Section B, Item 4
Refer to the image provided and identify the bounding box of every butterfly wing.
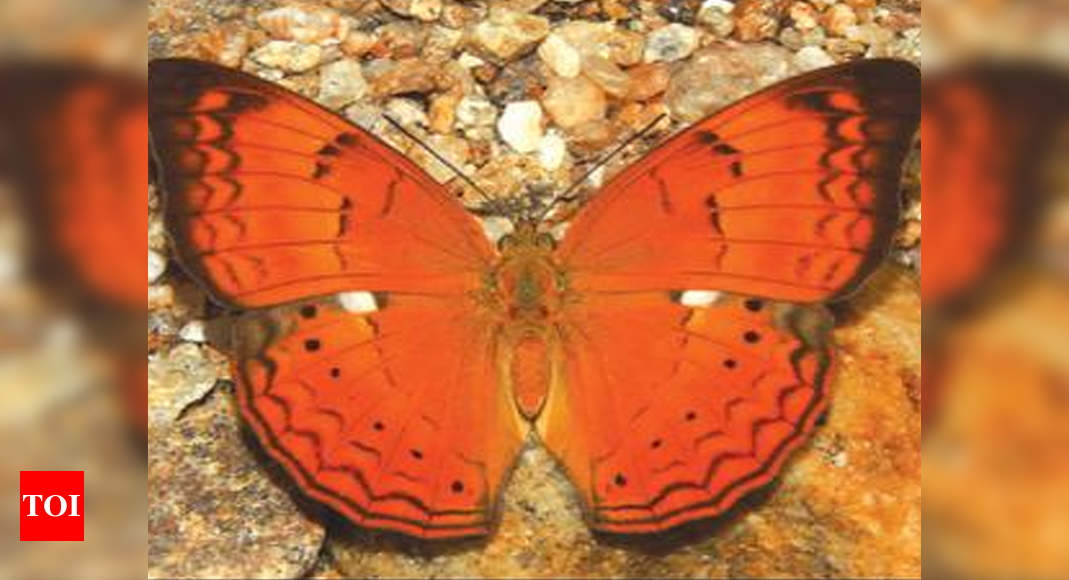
[557,59,919,303]
[149,58,493,309]
[236,296,524,538]
[150,59,523,538]
[544,59,919,533]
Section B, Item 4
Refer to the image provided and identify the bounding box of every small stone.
[411,134,472,182]
[377,21,427,59]
[624,62,671,101]
[441,1,482,28]
[428,90,462,133]
[457,52,487,68]
[341,30,376,57]
[497,101,545,153]
[564,119,623,156]
[200,21,249,67]
[581,54,630,98]
[538,33,582,78]
[779,25,827,49]
[256,3,346,44]
[148,250,166,284]
[471,8,550,61]
[536,132,567,171]
[318,59,367,108]
[733,0,780,41]
[643,23,700,62]
[423,25,464,62]
[824,37,866,57]
[382,0,443,22]
[370,59,450,97]
[788,1,820,30]
[383,98,429,128]
[666,44,794,122]
[148,284,174,310]
[177,320,207,343]
[249,40,322,73]
[606,29,645,66]
[844,23,894,46]
[822,3,858,36]
[793,45,835,70]
[456,96,499,128]
[542,75,606,129]
[697,1,736,38]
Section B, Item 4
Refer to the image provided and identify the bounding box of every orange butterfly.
[149,58,919,538]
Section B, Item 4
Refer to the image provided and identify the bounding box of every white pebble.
[793,46,835,71]
[497,101,544,153]
[537,33,581,78]
[178,320,207,343]
[536,132,567,171]
[148,249,166,283]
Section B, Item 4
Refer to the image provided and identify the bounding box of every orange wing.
[235,296,524,538]
[540,293,831,533]
[544,59,918,534]
[149,58,493,309]
[150,59,523,538]
[557,59,920,303]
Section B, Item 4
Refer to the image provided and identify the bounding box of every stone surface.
[498,100,545,153]
[256,2,347,44]
[318,58,368,108]
[666,43,794,122]
[643,23,700,62]
[538,33,582,78]
[148,386,326,578]
[471,8,550,61]
[541,75,606,129]
[249,40,323,73]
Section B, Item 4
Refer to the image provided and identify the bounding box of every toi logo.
[19,471,84,541]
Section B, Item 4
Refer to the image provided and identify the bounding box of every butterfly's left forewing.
[545,59,919,534]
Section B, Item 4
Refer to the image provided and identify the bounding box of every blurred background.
[923,0,1069,578]
[0,0,145,578]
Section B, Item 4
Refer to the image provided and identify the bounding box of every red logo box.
[19,471,84,541]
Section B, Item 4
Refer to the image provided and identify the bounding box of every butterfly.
[148,57,919,538]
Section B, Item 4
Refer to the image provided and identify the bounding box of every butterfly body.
[150,57,919,538]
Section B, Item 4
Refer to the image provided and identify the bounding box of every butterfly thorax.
[488,221,567,421]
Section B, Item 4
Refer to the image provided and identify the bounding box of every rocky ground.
[147,1,921,577]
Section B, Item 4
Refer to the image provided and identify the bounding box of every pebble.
[537,33,582,78]
[541,75,606,129]
[203,21,249,67]
[845,23,894,46]
[429,90,462,133]
[256,3,347,44]
[581,54,630,98]
[377,21,427,59]
[789,1,821,31]
[383,98,429,128]
[413,134,472,181]
[423,25,464,62]
[456,96,499,128]
[148,284,174,310]
[317,58,367,108]
[733,0,780,41]
[497,101,545,153]
[625,62,671,101]
[536,132,567,171]
[697,0,737,38]
[369,59,450,97]
[779,25,827,49]
[148,250,166,284]
[554,21,642,66]
[471,8,550,61]
[249,40,323,73]
[382,0,444,22]
[341,30,376,57]
[666,44,794,122]
[643,23,700,62]
[822,3,858,36]
[793,45,835,70]
[177,320,207,343]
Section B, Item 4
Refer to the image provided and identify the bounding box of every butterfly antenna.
[382,114,495,204]
[540,113,667,219]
